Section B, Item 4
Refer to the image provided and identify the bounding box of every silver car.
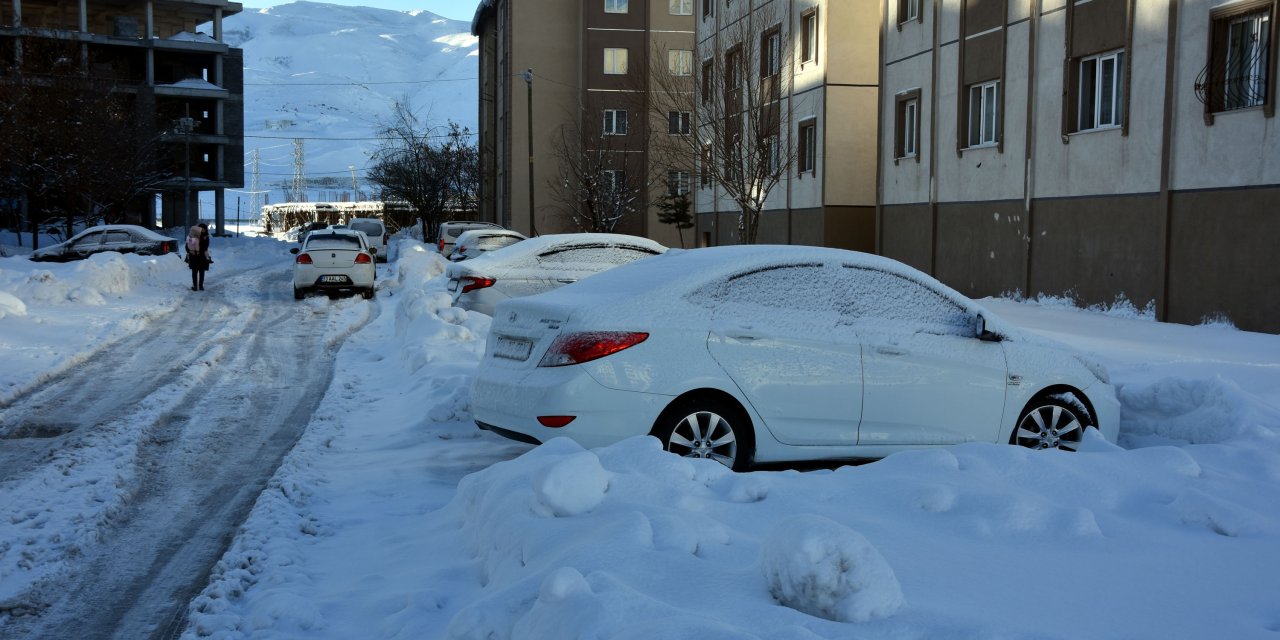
[446,233,665,316]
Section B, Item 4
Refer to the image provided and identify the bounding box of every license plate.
[447,280,459,292]
[493,336,533,361]
[321,275,348,283]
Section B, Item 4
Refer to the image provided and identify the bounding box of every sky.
[248,0,476,22]
[2,228,1279,638]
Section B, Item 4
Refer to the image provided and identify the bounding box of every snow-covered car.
[290,229,377,300]
[29,224,179,262]
[470,245,1121,470]
[447,228,527,261]
[446,233,666,316]
[348,217,389,262]
[437,220,504,255]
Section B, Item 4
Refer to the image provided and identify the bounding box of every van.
[348,218,389,262]
[436,221,504,255]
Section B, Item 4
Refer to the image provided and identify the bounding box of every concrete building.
[693,0,881,250]
[1,0,244,233]
[472,0,696,246]
[879,0,1279,332]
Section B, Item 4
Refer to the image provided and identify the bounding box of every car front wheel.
[1012,396,1090,451]
[654,396,751,471]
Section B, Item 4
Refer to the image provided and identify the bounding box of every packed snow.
[1,231,1278,639]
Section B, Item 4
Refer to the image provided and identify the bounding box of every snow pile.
[760,515,904,622]
[1118,375,1280,446]
[0,290,25,318]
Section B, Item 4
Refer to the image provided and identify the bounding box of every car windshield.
[536,245,659,266]
[351,222,382,237]
[306,235,362,250]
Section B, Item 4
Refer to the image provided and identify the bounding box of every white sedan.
[446,233,665,316]
[470,245,1120,470]
[290,229,377,299]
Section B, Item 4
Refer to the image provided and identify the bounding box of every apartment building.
[472,0,696,246]
[1,0,245,232]
[693,0,880,249]
[879,0,1279,332]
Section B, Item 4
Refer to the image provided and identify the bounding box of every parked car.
[290,229,377,300]
[437,220,504,255]
[30,225,179,262]
[448,228,527,261]
[296,221,329,244]
[470,245,1121,470]
[446,233,666,316]
[348,218,389,262]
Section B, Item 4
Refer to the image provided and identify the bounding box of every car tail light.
[537,416,576,428]
[355,253,372,264]
[461,276,495,293]
[539,332,649,367]
[296,253,313,264]
[438,239,445,252]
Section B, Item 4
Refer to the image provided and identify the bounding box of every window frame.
[1204,1,1275,121]
[605,0,629,14]
[898,0,922,27]
[966,80,1000,148]
[761,27,782,78]
[669,49,694,76]
[800,9,819,65]
[603,169,627,193]
[894,89,922,162]
[667,169,691,196]
[603,47,629,75]
[797,119,817,174]
[669,110,692,135]
[602,109,629,135]
[1077,49,1125,132]
[669,0,693,15]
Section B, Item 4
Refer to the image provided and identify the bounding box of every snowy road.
[0,262,372,640]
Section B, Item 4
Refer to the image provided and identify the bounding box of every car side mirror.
[289,247,300,255]
[975,313,1003,342]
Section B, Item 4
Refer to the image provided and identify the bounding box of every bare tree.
[547,103,655,233]
[0,40,167,247]
[648,3,796,244]
[366,100,478,241]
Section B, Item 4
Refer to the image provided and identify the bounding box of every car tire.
[293,287,304,300]
[361,288,374,300]
[1011,395,1091,452]
[653,395,752,471]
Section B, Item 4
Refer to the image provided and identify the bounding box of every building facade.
[472,0,696,247]
[694,0,881,250]
[879,0,1279,332]
[1,0,244,233]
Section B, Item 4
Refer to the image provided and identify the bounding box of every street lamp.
[523,68,536,237]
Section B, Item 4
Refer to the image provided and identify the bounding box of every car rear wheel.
[293,287,304,300]
[361,287,374,300]
[1012,396,1090,452]
[654,396,752,471]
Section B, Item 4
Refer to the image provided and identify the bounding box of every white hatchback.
[470,245,1121,470]
[448,228,527,261]
[290,229,377,299]
[348,218,389,262]
[446,233,665,316]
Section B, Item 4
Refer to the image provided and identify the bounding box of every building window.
[669,50,693,76]
[1078,50,1125,131]
[1208,5,1273,112]
[702,0,712,19]
[726,47,743,91]
[669,110,692,134]
[801,10,819,64]
[605,0,628,13]
[604,169,627,193]
[764,135,780,172]
[700,145,712,186]
[603,109,629,135]
[670,0,693,15]
[899,0,920,24]
[895,91,921,159]
[701,60,714,101]
[604,48,629,75]
[761,27,781,78]
[798,120,817,173]
[967,80,999,147]
[667,170,691,195]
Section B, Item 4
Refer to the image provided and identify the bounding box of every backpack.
[186,236,200,253]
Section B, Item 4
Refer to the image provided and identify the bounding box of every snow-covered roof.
[166,31,219,44]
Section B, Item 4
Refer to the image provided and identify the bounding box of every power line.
[244,77,477,87]
[244,132,477,141]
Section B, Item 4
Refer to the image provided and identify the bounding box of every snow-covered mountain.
[217,2,478,202]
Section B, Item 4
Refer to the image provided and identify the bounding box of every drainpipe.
[928,0,941,275]
[1157,0,1180,322]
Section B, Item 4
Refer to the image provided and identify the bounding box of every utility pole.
[176,105,196,228]
[291,138,306,203]
[250,148,262,225]
[349,165,360,201]
[523,68,536,237]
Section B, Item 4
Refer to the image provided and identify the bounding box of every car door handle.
[875,345,907,356]
[557,279,577,284]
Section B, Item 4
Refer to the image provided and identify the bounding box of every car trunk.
[484,299,575,371]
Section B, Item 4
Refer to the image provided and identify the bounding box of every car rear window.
[104,231,132,243]
[537,245,659,266]
[306,235,363,250]
[470,235,521,251]
[351,222,383,237]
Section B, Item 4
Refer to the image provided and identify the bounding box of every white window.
[801,11,818,63]
[798,120,817,173]
[899,98,919,158]
[667,170,691,195]
[669,0,693,15]
[669,50,693,76]
[764,135,780,172]
[901,0,920,22]
[604,169,627,192]
[668,110,691,135]
[605,0,628,13]
[762,29,781,77]
[603,109,629,135]
[604,48,629,75]
[967,80,999,147]
[1079,50,1124,130]
[1224,9,1271,110]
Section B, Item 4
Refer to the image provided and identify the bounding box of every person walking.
[186,224,209,291]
